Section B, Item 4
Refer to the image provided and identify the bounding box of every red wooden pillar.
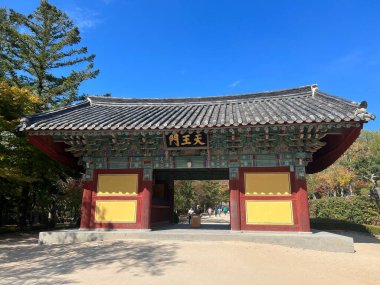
[230,179,241,231]
[169,177,174,223]
[80,181,94,229]
[141,180,153,229]
[295,177,311,232]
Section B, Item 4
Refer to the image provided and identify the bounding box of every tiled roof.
[22,85,375,131]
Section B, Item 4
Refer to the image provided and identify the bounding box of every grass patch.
[311,218,380,236]
[364,224,380,235]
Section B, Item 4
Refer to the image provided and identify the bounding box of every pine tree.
[0,1,95,228]
[0,0,99,109]
[0,8,18,83]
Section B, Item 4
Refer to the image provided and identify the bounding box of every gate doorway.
[151,169,230,230]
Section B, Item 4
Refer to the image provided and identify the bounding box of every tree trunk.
[0,194,3,226]
[18,186,30,229]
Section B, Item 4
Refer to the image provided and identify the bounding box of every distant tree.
[307,130,380,212]
[0,8,10,81]
[334,165,356,197]
[0,82,42,226]
[0,0,99,109]
[174,181,195,213]
[0,82,81,228]
[56,177,83,223]
[0,1,99,228]
[174,180,229,213]
[306,175,318,199]
[351,131,380,207]
[0,82,39,183]
[198,180,229,208]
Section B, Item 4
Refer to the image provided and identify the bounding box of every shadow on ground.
[0,233,180,285]
[0,232,39,245]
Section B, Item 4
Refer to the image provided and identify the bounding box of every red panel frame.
[239,167,309,232]
[87,169,149,230]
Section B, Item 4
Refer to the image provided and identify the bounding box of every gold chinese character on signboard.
[166,132,207,148]
[181,134,191,145]
[194,134,205,145]
[168,134,180,147]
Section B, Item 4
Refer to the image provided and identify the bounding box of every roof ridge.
[27,101,90,118]
[315,90,359,107]
[90,92,313,106]
[88,84,317,105]
[21,101,91,127]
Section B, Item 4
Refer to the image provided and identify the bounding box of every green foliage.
[309,197,379,225]
[0,0,99,109]
[56,178,83,222]
[364,224,380,235]
[0,82,39,125]
[174,181,194,212]
[0,1,98,229]
[174,180,229,213]
[310,218,380,236]
[307,130,380,199]
[0,83,39,183]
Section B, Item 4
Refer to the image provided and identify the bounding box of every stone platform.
[38,224,354,253]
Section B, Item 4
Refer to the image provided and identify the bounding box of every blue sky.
[2,0,379,130]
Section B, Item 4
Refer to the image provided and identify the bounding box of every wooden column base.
[140,180,153,229]
[80,181,94,229]
[296,178,311,232]
[230,179,241,231]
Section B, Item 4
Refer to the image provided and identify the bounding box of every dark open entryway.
[151,169,230,229]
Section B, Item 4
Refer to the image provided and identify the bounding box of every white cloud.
[326,49,380,74]
[66,7,102,30]
[228,80,242,88]
[333,51,364,67]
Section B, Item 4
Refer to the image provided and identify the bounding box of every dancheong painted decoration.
[20,85,375,232]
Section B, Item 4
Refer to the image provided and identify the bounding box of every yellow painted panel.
[244,172,291,196]
[97,174,138,196]
[246,200,294,225]
[95,200,137,223]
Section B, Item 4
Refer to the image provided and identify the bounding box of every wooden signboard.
[164,132,208,149]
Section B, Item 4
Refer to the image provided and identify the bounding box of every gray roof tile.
[22,85,375,132]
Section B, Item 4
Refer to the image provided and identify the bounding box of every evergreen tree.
[0,1,94,228]
[0,0,99,109]
[0,82,82,227]
[0,8,17,83]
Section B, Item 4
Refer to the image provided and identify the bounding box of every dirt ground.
[0,230,379,285]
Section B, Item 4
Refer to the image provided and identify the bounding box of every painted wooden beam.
[27,135,82,170]
[306,126,362,174]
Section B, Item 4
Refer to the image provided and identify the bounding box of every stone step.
[38,228,354,253]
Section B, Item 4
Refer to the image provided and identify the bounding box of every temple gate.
[21,85,374,232]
